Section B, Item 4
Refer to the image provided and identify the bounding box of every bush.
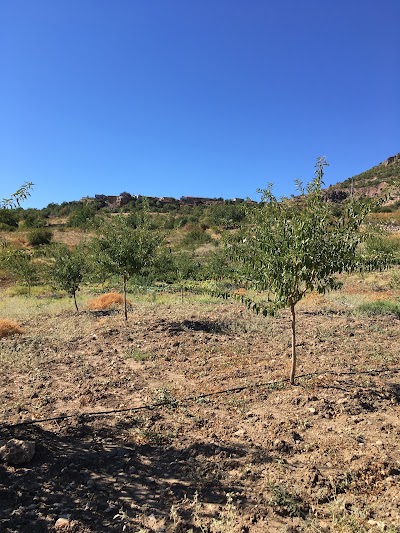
[67,205,97,228]
[181,226,213,247]
[0,210,19,230]
[23,213,45,228]
[27,228,53,246]
[0,222,17,232]
[0,319,23,339]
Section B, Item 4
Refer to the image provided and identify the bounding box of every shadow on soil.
[0,418,264,532]
[158,318,232,334]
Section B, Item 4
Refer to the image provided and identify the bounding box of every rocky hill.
[325,153,400,203]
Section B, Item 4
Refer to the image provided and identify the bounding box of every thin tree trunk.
[290,302,296,385]
[123,275,128,321]
[181,286,184,304]
[73,290,79,313]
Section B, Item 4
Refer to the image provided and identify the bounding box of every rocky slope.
[325,153,400,203]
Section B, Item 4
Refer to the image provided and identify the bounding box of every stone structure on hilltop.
[384,153,400,166]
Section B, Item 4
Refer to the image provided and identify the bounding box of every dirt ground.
[0,294,400,532]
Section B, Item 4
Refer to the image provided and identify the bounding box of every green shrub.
[181,226,213,247]
[0,222,17,232]
[0,209,19,230]
[67,205,97,228]
[23,213,45,228]
[27,228,53,246]
[357,300,400,318]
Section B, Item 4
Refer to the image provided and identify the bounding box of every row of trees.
[2,165,398,384]
[1,215,218,314]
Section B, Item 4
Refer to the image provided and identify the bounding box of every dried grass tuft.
[0,319,23,339]
[87,292,131,311]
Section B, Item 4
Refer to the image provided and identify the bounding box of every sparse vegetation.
[357,300,400,318]
[1,166,400,532]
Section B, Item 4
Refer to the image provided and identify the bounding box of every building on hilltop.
[180,196,224,206]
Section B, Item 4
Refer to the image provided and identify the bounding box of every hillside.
[326,153,400,203]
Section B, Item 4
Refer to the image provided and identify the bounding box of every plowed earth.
[1,298,400,532]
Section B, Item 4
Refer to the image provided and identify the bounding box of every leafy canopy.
[231,157,382,315]
[51,245,87,295]
[93,213,161,282]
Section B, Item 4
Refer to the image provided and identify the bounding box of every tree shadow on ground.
[0,418,267,532]
[157,318,232,334]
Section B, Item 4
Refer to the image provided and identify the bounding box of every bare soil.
[0,297,400,532]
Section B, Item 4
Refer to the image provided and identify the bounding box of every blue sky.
[1,1,399,208]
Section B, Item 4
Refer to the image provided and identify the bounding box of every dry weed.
[87,292,131,310]
[0,319,23,338]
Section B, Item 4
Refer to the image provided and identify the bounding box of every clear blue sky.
[1,1,399,208]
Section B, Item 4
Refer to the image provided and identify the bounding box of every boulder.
[0,438,35,465]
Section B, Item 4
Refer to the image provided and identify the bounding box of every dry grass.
[366,210,400,225]
[51,228,95,247]
[87,291,131,310]
[0,319,23,338]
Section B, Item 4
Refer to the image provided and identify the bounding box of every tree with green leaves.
[92,213,162,320]
[228,158,386,385]
[2,249,39,296]
[51,244,87,312]
[1,182,33,208]
[1,183,35,296]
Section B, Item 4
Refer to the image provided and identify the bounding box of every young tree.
[172,251,197,303]
[228,158,386,385]
[92,213,162,320]
[3,249,39,296]
[1,182,33,208]
[51,244,87,312]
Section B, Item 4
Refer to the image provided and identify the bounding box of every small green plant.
[139,428,172,445]
[268,483,308,518]
[124,349,151,361]
[357,300,400,318]
[329,497,368,533]
[210,493,237,533]
[152,387,179,409]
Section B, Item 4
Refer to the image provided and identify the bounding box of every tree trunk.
[290,302,297,385]
[73,290,79,313]
[123,275,128,321]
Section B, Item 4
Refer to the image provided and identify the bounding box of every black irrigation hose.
[1,366,399,430]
